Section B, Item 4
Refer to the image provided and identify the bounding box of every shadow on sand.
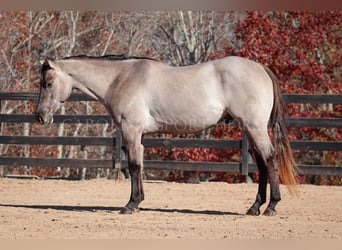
[0,203,242,216]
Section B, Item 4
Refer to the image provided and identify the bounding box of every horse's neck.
[63,60,117,102]
[73,81,99,101]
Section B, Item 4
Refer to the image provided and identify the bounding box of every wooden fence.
[0,92,341,179]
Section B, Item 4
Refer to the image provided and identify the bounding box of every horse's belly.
[145,104,224,134]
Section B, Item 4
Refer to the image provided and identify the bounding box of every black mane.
[63,54,157,61]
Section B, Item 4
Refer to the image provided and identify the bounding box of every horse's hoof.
[263,208,277,216]
[119,207,139,214]
[246,207,260,216]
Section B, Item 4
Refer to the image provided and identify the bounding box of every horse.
[36,54,297,216]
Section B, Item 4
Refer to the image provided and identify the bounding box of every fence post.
[113,129,122,180]
[241,132,249,178]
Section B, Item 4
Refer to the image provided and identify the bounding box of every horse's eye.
[46,82,53,88]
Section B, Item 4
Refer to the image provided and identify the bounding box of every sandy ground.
[0,178,341,239]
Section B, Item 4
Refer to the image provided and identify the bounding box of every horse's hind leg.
[245,126,281,216]
[246,147,268,216]
[119,120,145,214]
[262,155,281,216]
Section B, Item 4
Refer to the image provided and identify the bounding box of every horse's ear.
[46,59,61,71]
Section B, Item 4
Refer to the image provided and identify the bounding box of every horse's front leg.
[119,121,145,214]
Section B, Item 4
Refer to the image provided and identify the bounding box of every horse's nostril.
[36,113,44,124]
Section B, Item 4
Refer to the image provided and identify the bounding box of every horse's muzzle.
[36,111,54,124]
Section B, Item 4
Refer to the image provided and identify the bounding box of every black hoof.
[263,207,277,216]
[246,207,260,216]
[119,206,139,214]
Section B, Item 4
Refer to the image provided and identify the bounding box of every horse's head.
[36,59,73,124]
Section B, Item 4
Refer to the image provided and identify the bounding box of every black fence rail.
[0,92,341,178]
